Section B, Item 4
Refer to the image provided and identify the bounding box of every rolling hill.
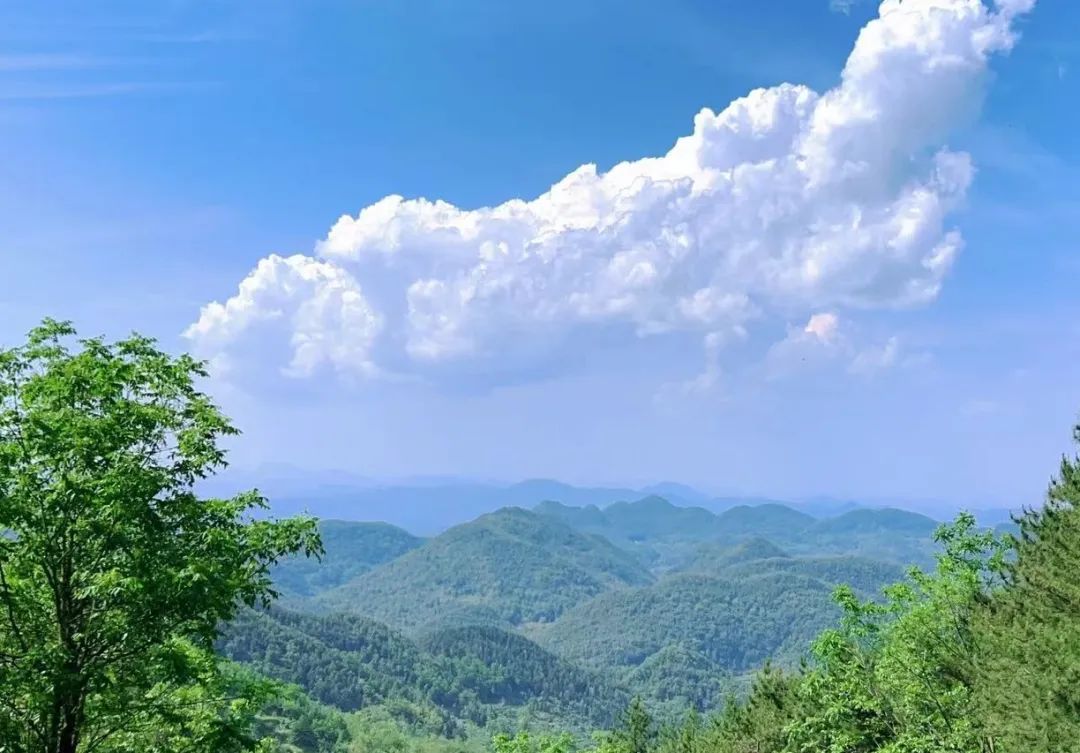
[245,493,965,733]
[315,507,654,632]
[712,504,817,540]
[529,571,839,677]
[219,606,629,733]
[710,555,906,596]
[271,520,424,597]
[787,508,941,566]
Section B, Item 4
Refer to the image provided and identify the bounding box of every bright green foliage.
[972,425,1080,753]
[788,513,1005,753]
[717,665,806,753]
[656,708,702,753]
[249,676,352,753]
[246,678,491,753]
[492,731,575,753]
[0,321,320,753]
[591,699,656,753]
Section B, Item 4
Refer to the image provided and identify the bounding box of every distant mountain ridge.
[532,497,942,570]
[204,465,1015,535]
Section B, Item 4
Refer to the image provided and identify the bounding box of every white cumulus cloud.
[185,0,1034,387]
[183,254,383,378]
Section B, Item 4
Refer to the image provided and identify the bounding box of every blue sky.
[1,0,1078,509]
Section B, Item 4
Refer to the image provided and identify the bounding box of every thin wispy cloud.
[0,53,111,72]
[0,80,219,101]
[128,29,259,45]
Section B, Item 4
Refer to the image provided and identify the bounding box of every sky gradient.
[2,0,1078,510]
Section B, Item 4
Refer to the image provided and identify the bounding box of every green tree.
[0,320,321,753]
[492,731,574,753]
[789,513,1006,753]
[704,663,803,753]
[973,424,1080,752]
[656,708,700,753]
[592,699,655,753]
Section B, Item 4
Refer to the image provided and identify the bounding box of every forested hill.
[531,498,941,570]
[271,520,424,597]
[219,607,630,734]
[216,494,965,747]
[314,507,654,632]
[231,479,1080,753]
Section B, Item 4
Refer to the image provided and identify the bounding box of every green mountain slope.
[688,537,791,569]
[271,520,424,597]
[534,499,818,571]
[316,507,654,632]
[811,507,938,536]
[592,497,721,541]
[221,609,440,714]
[531,572,838,678]
[220,606,628,734]
[623,642,732,712]
[789,508,941,565]
[715,555,906,596]
[248,499,950,731]
[419,624,629,724]
[713,504,817,540]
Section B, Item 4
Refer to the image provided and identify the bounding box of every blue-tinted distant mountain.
[533,500,609,530]
[537,497,721,542]
[535,496,733,571]
[201,467,1003,541]
[714,504,816,539]
[788,496,864,518]
[501,479,646,507]
[208,471,658,535]
[639,482,713,505]
[776,508,941,566]
[535,499,946,570]
[812,507,938,536]
[697,496,861,518]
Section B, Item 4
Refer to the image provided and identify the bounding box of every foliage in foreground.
[0,321,320,753]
